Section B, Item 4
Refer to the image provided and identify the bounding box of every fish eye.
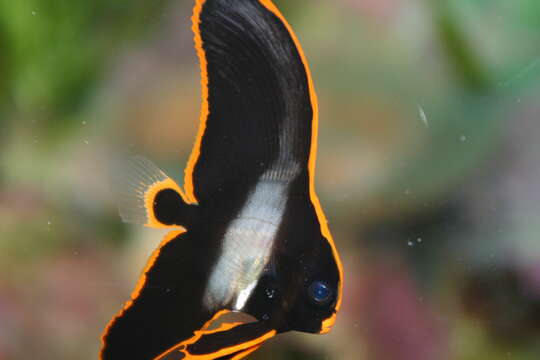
[308,281,333,305]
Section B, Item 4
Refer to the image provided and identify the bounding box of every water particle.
[31,11,37,16]
[416,237,422,243]
[417,104,428,127]
[460,135,467,142]
[84,140,89,145]
[82,120,87,125]
[407,240,414,247]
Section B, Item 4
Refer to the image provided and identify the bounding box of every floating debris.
[417,104,429,127]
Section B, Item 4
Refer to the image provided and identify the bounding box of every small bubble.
[404,189,411,195]
[416,237,422,243]
[84,140,89,145]
[82,120,87,125]
[31,11,37,16]
[262,314,269,320]
[516,98,521,103]
[407,240,414,247]
[460,135,467,142]
[47,221,52,225]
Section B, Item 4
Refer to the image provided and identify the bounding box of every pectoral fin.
[155,320,275,360]
[113,156,196,228]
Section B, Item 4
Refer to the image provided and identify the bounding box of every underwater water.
[1,0,540,359]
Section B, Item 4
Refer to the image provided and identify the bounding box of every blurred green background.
[1,0,540,359]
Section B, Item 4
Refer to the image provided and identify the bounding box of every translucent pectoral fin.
[113,156,196,228]
[155,320,276,360]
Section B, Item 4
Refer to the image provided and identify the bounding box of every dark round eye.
[308,281,332,305]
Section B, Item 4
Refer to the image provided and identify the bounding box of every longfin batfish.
[100,0,343,359]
